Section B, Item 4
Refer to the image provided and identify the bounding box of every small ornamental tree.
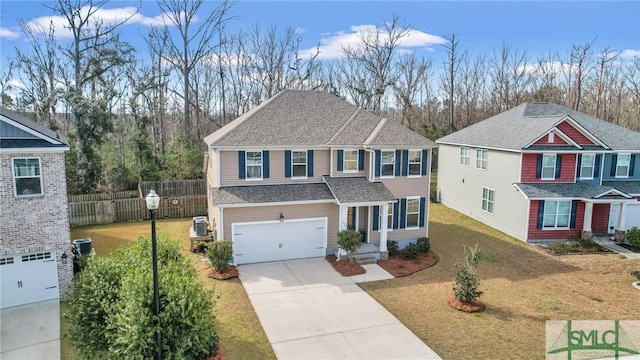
[207,240,233,273]
[626,227,640,248]
[453,243,483,303]
[65,235,218,359]
[337,229,362,264]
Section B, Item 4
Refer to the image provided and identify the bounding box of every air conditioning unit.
[193,216,206,228]
[194,217,208,236]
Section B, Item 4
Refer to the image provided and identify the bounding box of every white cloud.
[620,49,640,59]
[0,27,21,39]
[299,24,446,60]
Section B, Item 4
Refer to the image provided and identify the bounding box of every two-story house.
[0,108,72,309]
[436,102,640,243]
[204,90,436,264]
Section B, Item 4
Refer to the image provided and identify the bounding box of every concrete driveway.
[239,258,441,359]
[0,299,60,359]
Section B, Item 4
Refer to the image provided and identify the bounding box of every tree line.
[2,0,639,194]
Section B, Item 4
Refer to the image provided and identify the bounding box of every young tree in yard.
[337,229,363,265]
[453,243,483,303]
[65,236,218,359]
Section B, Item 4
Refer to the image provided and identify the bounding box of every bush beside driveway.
[359,204,639,360]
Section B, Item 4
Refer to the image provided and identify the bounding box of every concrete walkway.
[593,237,640,259]
[0,299,60,360]
[239,258,441,360]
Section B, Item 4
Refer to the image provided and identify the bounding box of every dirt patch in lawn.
[377,251,439,277]
[208,265,239,280]
[326,255,366,276]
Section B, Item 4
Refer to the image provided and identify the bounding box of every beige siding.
[331,149,370,177]
[222,202,339,249]
[219,149,330,186]
[437,144,528,241]
[207,149,218,188]
[209,206,221,240]
[379,176,430,199]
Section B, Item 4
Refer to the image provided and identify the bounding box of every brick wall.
[0,152,73,297]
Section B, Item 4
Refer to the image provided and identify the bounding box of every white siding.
[437,144,529,241]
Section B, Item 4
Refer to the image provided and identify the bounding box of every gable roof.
[205,90,436,149]
[437,102,640,151]
[0,108,69,150]
[513,182,633,200]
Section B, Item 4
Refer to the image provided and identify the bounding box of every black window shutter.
[375,150,381,177]
[239,151,246,179]
[263,151,270,178]
[554,155,562,178]
[576,154,582,177]
[419,197,426,227]
[570,200,579,228]
[395,150,402,176]
[393,201,399,229]
[630,154,636,177]
[401,150,409,176]
[594,154,601,178]
[610,154,618,176]
[358,150,365,171]
[285,150,291,178]
[400,198,407,229]
[421,150,428,176]
[307,150,314,177]
[372,206,380,231]
[536,154,542,178]
[537,200,544,229]
[337,150,344,172]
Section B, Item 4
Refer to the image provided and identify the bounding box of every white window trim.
[407,149,422,178]
[481,187,494,215]
[245,151,263,181]
[541,154,557,180]
[579,153,595,180]
[343,149,359,173]
[475,149,487,170]
[615,153,631,178]
[460,147,470,166]
[12,157,43,197]
[377,202,394,233]
[405,196,420,230]
[542,200,572,229]
[291,150,308,179]
[380,149,396,178]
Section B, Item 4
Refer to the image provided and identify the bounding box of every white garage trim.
[232,217,328,265]
[609,203,640,231]
[1,250,59,309]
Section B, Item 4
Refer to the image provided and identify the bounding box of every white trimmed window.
[13,158,43,196]
[246,151,262,179]
[408,150,422,176]
[460,147,470,166]
[475,149,487,169]
[580,154,595,179]
[344,150,358,172]
[292,150,307,178]
[482,187,494,214]
[381,150,395,177]
[616,153,631,178]
[378,203,394,232]
[543,201,571,228]
[542,154,556,179]
[406,197,420,229]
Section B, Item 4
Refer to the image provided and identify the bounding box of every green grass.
[64,219,275,360]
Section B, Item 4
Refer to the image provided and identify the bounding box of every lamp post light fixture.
[145,189,162,360]
[279,212,284,222]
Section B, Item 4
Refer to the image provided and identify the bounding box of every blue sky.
[1,1,639,71]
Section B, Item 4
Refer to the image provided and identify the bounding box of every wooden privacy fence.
[139,179,206,197]
[68,195,208,227]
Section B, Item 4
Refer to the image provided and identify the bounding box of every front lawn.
[65,219,275,360]
[360,204,639,360]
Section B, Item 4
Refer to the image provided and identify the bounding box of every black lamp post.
[145,189,161,360]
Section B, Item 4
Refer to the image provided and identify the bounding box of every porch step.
[353,254,377,265]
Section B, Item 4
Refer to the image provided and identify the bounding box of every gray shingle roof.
[210,183,335,205]
[323,176,396,204]
[437,102,640,151]
[0,107,68,147]
[205,90,436,149]
[602,181,640,196]
[514,182,631,199]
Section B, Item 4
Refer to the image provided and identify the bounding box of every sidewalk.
[592,237,640,260]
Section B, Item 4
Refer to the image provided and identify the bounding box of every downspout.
[364,147,375,182]
[219,207,224,241]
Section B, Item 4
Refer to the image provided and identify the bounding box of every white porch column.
[617,202,627,231]
[379,204,389,252]
[581,202,593,240]
[339,205,348,231]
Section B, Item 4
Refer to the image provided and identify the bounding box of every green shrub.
[631,270,640,281]
[387,240,399,256]
[402,243,421,260]
[453,244,483,303]
[337,230,362,264]
[626,227,640,247]
[416,237,430,253]
[430,187,439,203]
[207,241,233,273]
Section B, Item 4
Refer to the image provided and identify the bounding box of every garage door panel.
[1,251,59,309]
[233,218,327,265]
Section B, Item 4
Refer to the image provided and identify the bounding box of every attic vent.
[548,132,554,143]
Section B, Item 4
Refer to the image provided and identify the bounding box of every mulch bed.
[326,255,366,276]
[377,251,439,277]
[207,265,239,280]
[447,296,486,313]
[618,243,640,253]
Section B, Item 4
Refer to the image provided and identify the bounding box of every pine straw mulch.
[207,265,239,280]
[377,251,439,277]
[447,296,486,313]
[325,255,366,276]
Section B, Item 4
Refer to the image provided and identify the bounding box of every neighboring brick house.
[436,103,640,242]
[0,108,72,309]
[204,90,436,264]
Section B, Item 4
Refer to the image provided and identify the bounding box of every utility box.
[73,238,93,256]
[194,217,208,236]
